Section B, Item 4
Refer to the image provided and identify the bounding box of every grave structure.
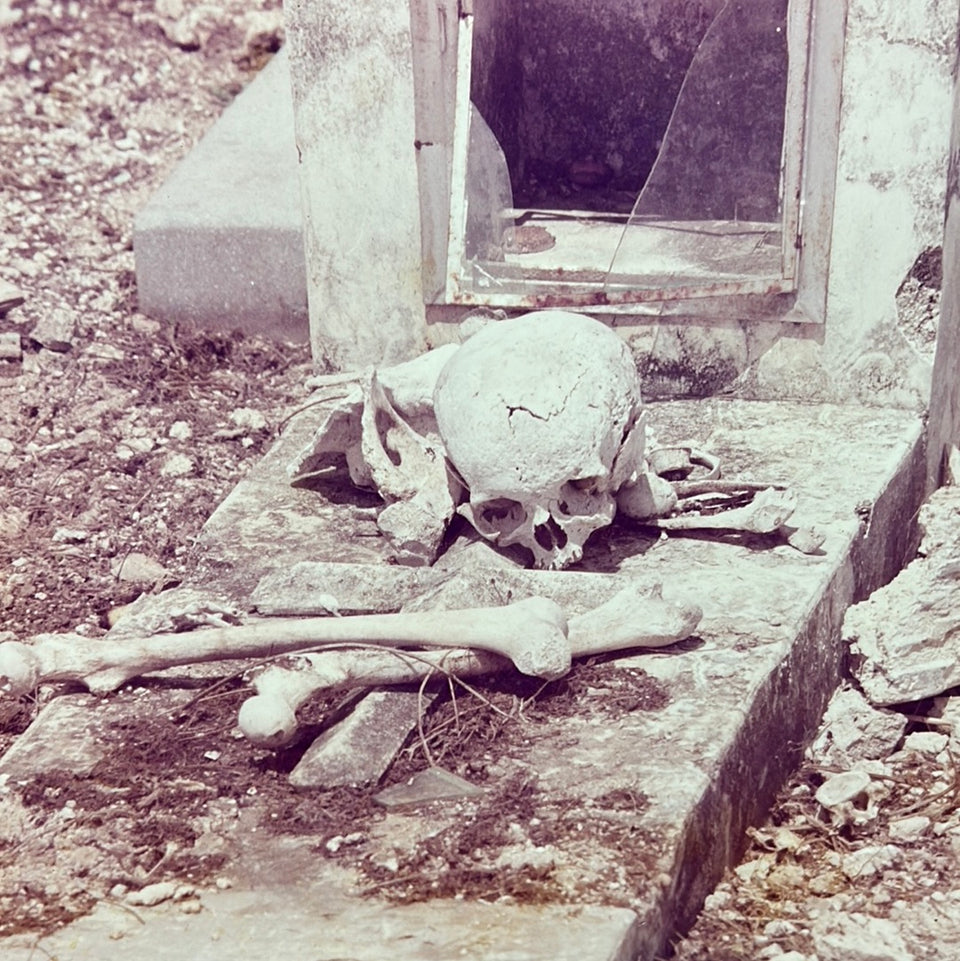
[8,2,960,959]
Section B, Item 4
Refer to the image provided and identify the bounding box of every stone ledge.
[133,49,308,342]
[0,398,926,960]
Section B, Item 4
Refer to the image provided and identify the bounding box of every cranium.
[433,310,645,570]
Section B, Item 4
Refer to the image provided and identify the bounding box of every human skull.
[433,310,645,570]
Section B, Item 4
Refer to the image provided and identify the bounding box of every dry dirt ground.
[0,2,958,959]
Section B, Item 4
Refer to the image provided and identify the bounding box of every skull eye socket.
[477,497,524,524]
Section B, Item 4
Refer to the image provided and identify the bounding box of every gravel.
[1,2,957,957]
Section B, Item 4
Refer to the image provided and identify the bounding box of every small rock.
[7,44,30,67]
[887,815,931,840]
[160,452,194,477]
[841,843,901,879]
[179,898,202,915]
[127,881,178,906]
[0,331,22,361]
[29,308,75,352]
[811,910,913,961]
[131,316,162,336]
[115,436,155,460]
[113,553,169,584]
[786,525,827,554]
[902,731,948,755]
[324,832,364,854]
[495,843,556,872]
[0,506,29,541]
[229,407,267,431]
[168,420,192,441]
[808,686,907,767]
[702,888,733,911]
[808,870,846,895]
[84,343,125,362]
[0,279,25,315]
[734,854,775,884]
[756,947,785,960]
[52,527,88,543]
[815,770,873,808]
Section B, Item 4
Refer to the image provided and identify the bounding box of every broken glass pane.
[602,0,789,291]
[464,105,515,263]
[456,0,793,302]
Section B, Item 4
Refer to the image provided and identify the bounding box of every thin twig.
[415,671,437,768]
[275,391,354,436]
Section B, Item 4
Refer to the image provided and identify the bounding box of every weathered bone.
[239,584,702,747]
[649,487,798,534]
[0,597,570,698]
[434,311,647,570]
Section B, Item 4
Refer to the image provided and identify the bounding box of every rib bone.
[239,584,702,747]
[0,597,570,698]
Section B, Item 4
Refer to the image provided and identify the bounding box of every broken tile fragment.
[0,696,106,779]
[289,688,435,789]
[374,766,486,809]
[112,552,170,584]
[0,691,193,780]
[0,331,21,361]
[0,279,24,316]
[29,307,75,352]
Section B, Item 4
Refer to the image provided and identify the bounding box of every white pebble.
[127,881,178,906]
[902,731,948,754]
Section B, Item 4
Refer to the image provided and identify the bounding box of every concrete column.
[926,12,960,492]
[284,0,429,370]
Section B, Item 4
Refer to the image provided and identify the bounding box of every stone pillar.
[926,18,960,492]
[284,0,429,371]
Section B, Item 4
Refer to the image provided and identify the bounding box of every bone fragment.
[238,648,503,748]
[292,344,459,481]
[0,597,570,698]
[646,447,720,481]
[239,584,702,747]
[358,373,462,566]
[651,487,798,534]
[567,583,702,654]
[615,472,678,521]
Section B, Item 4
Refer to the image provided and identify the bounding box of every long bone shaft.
[652,487,798,534]
[239,584,702,747]
[0,597,570,698]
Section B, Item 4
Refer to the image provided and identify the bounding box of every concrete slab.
[187,396,928,957]
[133,49,308,342]
[2,886,639,961]
[0,689,193,781]
[289,688,436,788]
[0,398,927,960]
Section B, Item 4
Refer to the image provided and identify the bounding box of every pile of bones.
[0,311,819,752]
